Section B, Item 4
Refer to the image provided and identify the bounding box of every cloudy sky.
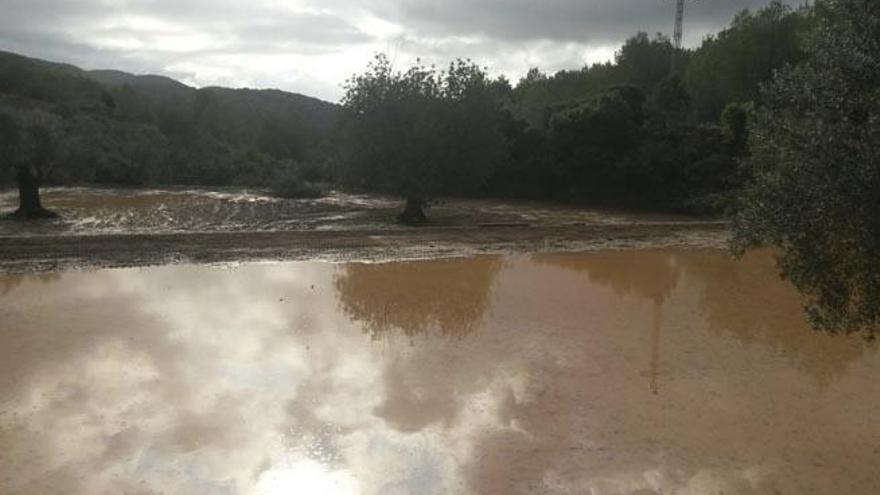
[0,0,799,101]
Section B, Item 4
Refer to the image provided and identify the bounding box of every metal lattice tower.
[673,0,686,49]
[670,0,688,74]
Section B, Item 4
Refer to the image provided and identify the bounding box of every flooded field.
[0,187,726,273]
[1,250,878,495]
[0,187,699,238]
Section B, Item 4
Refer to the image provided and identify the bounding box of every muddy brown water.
[1,250,878,494]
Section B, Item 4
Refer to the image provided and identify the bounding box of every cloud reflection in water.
[0,251,878,494]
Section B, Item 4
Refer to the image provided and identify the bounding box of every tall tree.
[733,0,880,336]
[338,55,507,224]
[616,32,679,91]
[548,86,645,203]
[0,107,61,219]
[685,1,811,120]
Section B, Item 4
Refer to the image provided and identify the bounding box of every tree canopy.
[685,1,812,120]
[337,55,508,223]
[733,0,880,336]
[0,50,338,189]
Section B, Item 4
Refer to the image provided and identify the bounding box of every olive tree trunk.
[12,165,57,220]
[397,197,427,225]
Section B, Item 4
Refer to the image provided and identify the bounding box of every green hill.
[0,50,339,187]
[87,69,191,92]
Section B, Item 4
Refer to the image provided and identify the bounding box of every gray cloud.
[0,0,804,101]
[371,0,803,43]
[1,0,367,52]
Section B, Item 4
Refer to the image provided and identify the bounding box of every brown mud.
[0,187,727,273]
[0,222,727,274]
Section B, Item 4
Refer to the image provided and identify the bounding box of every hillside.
[0,50,339,187]
[87,69,191,92]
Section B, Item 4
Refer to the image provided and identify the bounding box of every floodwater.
[1,250,878,495]
[0,187,695,238]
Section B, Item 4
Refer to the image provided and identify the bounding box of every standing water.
[0,250,877,494]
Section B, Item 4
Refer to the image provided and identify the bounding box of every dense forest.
[1,0,808,216]
[0,50,338,192]
[337,1,812,218]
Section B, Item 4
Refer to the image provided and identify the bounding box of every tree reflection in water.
[535,251,681,394]
[334,257,503,340]
[333,256,503,432]
[535,249,871,388]
[0,272,61,296]
[678,249,872,387]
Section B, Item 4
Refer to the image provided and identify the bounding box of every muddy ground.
[0,187,729,273]
[0,222,729,273]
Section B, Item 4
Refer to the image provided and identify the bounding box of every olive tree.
[0,104,62,219]
[338,54,508,224]
[733,0,880,336]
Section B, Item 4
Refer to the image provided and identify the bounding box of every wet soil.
[0,187,726,273]
[0,187,698,237]
[0,222,727,273]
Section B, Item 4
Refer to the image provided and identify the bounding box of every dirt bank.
[0,221,728,273]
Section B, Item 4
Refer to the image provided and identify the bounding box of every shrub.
[270,167,324,199]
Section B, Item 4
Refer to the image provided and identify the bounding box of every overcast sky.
[0,0,800,101]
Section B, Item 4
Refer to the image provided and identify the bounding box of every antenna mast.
[670,0,686,73]
[673,0,685,50]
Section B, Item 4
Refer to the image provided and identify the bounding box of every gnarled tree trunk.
[12,165,57,220]
[397,197,427,226]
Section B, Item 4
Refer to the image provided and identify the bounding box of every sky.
[0,0,800,102]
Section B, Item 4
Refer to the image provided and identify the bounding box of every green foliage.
[488,2,815,214]
[720,102,752,154]
[509,4,810,129]
[0,51,110,113]
[490,82,737,214]
[0,50,338,188]
[0,100,63,177]
[338,54,508,202]
[634,123,740,213]
[548,87,644,203]
[733,0,880,336]
[649,75,691,124]
[616,32,681,90]
[509,33,679,129]
[270,164,324,199]
[684,1,812,120]
[488,116,556,199]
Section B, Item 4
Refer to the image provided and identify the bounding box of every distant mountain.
[88,69,192,94]
[0,50,109,109]
[0,50,83,77]
[0,49,339,187]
